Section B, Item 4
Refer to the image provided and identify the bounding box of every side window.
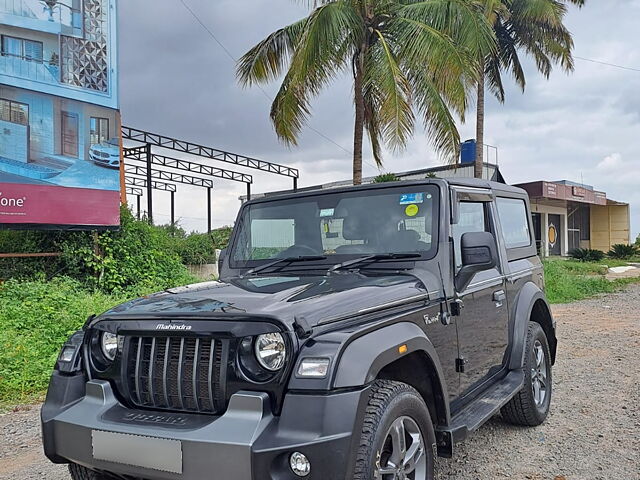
[452,202,488,270]
[496,197,531,249]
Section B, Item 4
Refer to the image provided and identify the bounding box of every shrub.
[568,248,605,262]
[0,277,131,405]
[373,173,400,183]
[607,244,638,260]
[60,208,195,294]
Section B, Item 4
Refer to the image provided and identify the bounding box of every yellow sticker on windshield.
[405,204,419,217]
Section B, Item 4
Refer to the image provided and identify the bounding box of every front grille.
[125,336,225,414]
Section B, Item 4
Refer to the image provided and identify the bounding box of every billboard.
[0,0,120,229]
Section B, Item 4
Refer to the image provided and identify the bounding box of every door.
[61,112,79,158]
[453,201,510,395]
[548,214,562,256]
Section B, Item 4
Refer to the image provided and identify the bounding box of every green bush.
[60,208,195,295]
[0,230,66,279]
[568,248,605,262]
[607,244,638,260]
[171,227,233,265]
[0,207,230,294]
[373,173,400,183]
[0,277,131,405]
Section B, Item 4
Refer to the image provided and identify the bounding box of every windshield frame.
[227,182,441,272]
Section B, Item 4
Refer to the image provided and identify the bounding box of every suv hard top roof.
[245,177,528,206]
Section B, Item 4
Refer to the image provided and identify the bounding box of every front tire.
[353,380,435,480]
[501,321,553,426]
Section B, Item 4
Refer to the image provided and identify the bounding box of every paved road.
[1,286,639,480]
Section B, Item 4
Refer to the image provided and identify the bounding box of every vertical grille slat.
[207,339,215,412]
[162,337,170,408]
[134,337,143,405]
[177,338,185,410]
[192,338,200,411]
[125,335,223,414]
[148,337,156,407]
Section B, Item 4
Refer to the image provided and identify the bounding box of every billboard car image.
[0,0,120,229]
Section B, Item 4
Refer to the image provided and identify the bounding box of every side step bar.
[435,369,524,457]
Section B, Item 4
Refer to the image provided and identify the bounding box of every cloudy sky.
[118,0,640,238]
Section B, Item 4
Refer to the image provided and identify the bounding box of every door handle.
[493,290,506,307]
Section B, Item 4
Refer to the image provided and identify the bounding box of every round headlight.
[254,333,286,371]
[101,332,118,361]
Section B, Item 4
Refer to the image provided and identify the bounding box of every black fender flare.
[332,322,450,423]
[508,281,556,370]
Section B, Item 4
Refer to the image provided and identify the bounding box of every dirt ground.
[1,286,638,480]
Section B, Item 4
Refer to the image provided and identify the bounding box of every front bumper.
[42,377,367,480]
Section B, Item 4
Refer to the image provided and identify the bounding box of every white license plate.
[92,430,183,474]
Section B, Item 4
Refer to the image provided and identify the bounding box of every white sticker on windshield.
[319,208,335,217]
[400,193,424,205]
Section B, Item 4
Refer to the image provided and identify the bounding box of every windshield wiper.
[243,255,327,277]
[330,253,421,272]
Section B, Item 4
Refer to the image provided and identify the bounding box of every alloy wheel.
[377,416,427,480]
[531,340,548,408]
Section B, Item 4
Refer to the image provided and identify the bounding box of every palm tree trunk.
[475,66,485,179]
[353,54,365,185]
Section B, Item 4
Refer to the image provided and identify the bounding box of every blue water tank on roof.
[460,139,476,164]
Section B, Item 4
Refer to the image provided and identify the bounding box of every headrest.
[342,215,369,240]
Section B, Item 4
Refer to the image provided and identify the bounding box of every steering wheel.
[276,244,319,258]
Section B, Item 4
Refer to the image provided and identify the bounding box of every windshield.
[230,185,439,269]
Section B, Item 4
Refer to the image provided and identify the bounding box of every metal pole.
[145,143,153,223]
[246,183,251,201]
[136,195,141,220]
[171,191,175,226]
[293,177,298,192]
[207,187,212,233]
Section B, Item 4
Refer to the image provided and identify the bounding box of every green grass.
[543,259,640,304]
[0,278,141,408]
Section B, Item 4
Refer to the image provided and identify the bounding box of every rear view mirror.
[455,232,498,292]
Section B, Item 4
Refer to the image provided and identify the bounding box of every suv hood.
[101,272,429,328]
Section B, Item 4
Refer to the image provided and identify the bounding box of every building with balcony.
[0,0,118,108]
[0,0,119,192]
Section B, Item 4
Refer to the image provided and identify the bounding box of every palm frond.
[364,30,414,153]
[268,2,360,144]
[405,65,462,163]
[236,17,309,86]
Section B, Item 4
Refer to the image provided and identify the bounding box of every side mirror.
[455,232,498,292]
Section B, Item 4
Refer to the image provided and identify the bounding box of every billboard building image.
[0,0,120,228]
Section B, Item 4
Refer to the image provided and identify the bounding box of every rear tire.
[353,380,436,480]
[68,464,113,480]
[501,321,553,426]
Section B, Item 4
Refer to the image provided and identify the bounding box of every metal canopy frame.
[122,126,299,180]
[124,146,253,184]
[125,176,177,222]
[121,126,299,231]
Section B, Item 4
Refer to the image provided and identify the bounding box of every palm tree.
[238,0,496,185]
[474,0,585,178]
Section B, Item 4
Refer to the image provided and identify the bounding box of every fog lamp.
[289,451,311,477]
